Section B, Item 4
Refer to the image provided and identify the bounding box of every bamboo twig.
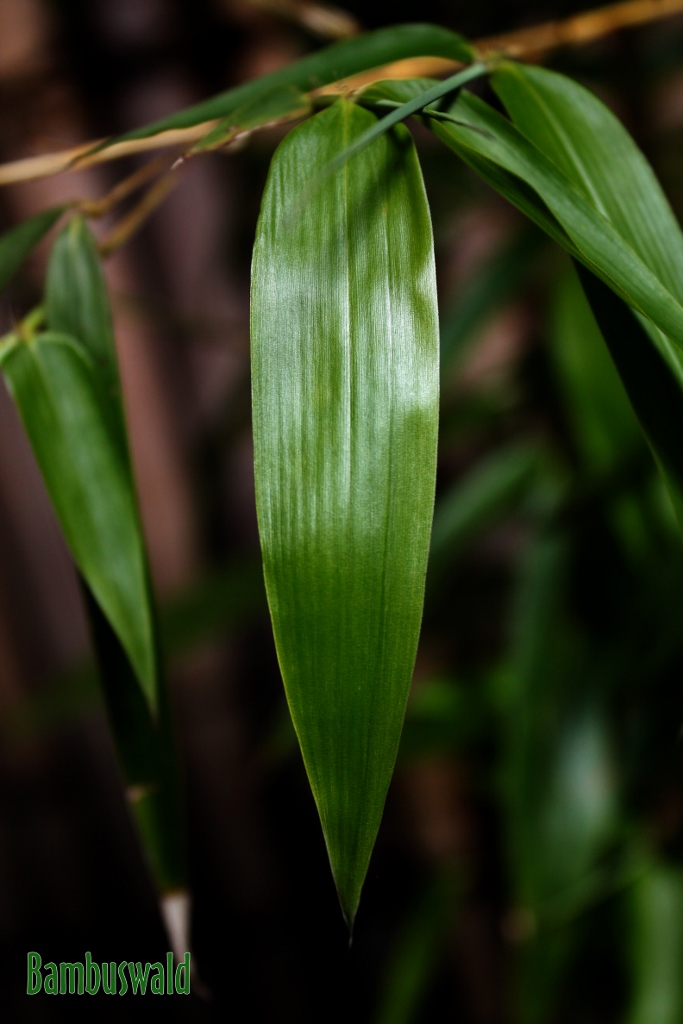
[98,173,178,256]
[0,0,682,188]
[78,155,172,218]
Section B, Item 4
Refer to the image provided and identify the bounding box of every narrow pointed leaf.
[99,25,473,145]
[576,265,683,525]
[427,95,683,346]
[251,100,439,926]
[491,62,683,304]
[46,216,123,420]
[486,63,683,525]
[0,206,65,294]
[189,85,312,154]
[550,267,644,475]
[492,63,683,455]
[0,332,157,711]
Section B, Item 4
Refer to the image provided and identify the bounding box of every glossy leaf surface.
[491,62,683,303]
[43,217,158,706]
[0,206,65,293]
[108,25,473,143]
[0,331,157,712]
[46,216,124,424]
[428,95,683,345]
[487,63,683,522]
[251,100,439,926]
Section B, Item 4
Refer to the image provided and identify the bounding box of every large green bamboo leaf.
[427,95,683,346]
[0,206,65,294]
[489,63,683,525]
[251,100,439,927]
[491,62,683,303]
[0,332,158,712]
[102,25,473,145]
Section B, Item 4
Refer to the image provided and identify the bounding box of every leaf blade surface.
[0,206,65,293]
[251,100,439,925]
[0,331,157,711]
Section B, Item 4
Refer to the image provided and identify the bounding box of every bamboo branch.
[0,0,682,188]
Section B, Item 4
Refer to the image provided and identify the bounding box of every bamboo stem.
[0,0,681,188]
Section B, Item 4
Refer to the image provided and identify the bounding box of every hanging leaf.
[491,62,683,303]
[251,99,439,927]
[98,25,474,146]
[483,63,683,526]
[550,266,644,475]
[426,94,683,345]
[0,206,66,294]
[576,266,683,526]
[0,331,158,713]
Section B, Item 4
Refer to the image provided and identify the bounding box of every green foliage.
[0,330,157,711]
[0,206,66,293]
[251,99,439,926]
[4,16,683,1016]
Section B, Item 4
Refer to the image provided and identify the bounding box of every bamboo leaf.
[316,63,487,184]
[189,85,312,154]
[576,265,683,525]
[0,206,66,294]
[491,62,683,304]
[489,63,683,527]
[101,25,473,145]
[251,100,439,927]
[427,95,683,347]
[0,332,158,712]
[45,216,123,420]
[550,266,644,475]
